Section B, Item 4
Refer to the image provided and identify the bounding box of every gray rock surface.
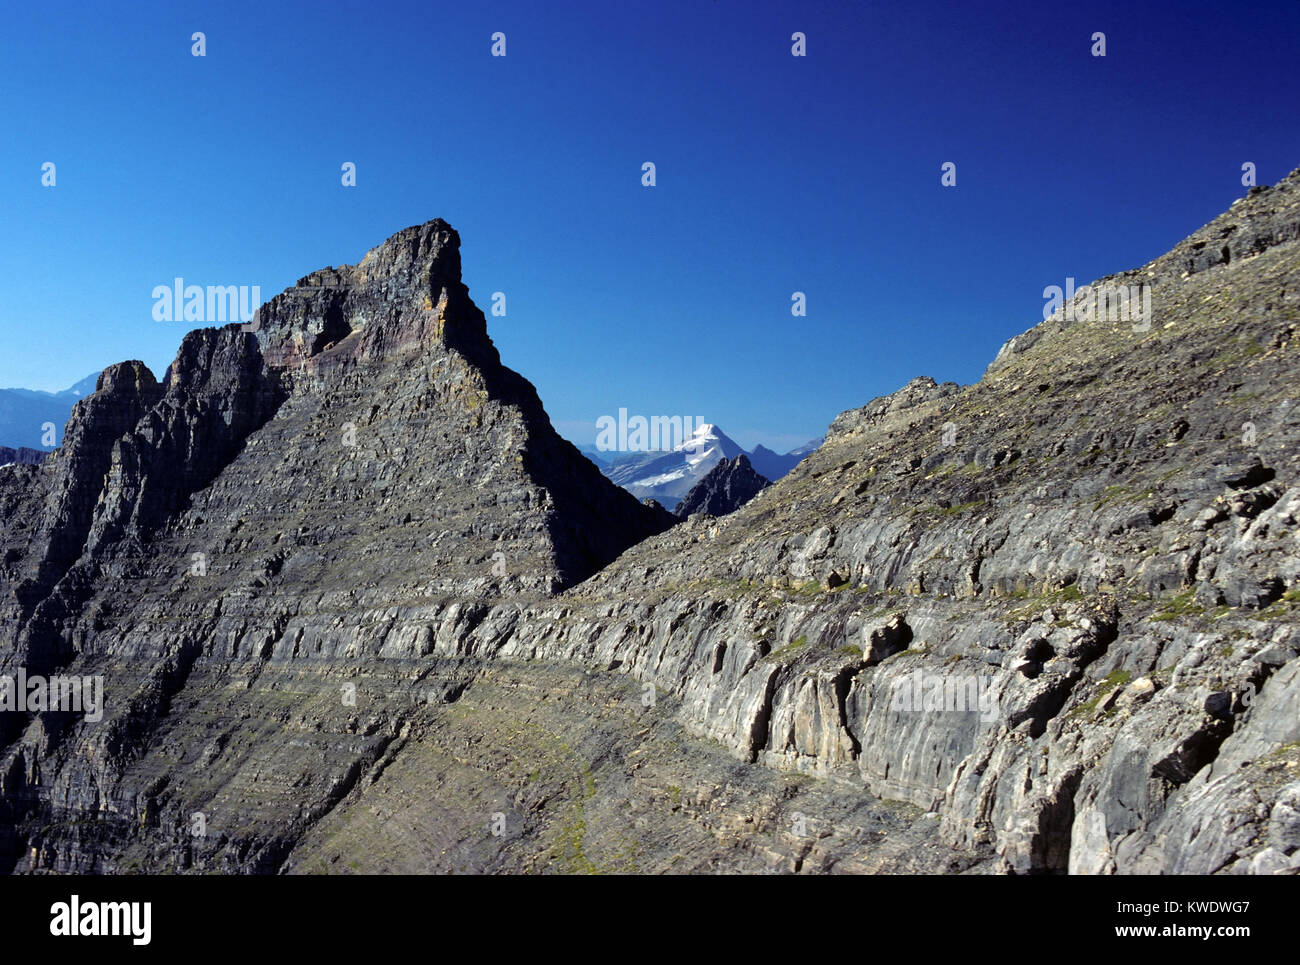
[674,453,771,519]
[2,170,1299,874]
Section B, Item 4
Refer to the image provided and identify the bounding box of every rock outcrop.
[674,454,771,519]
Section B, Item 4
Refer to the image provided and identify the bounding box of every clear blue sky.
[3,0,1299,451]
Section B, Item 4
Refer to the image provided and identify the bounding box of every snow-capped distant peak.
[597,421,808,511]
[675,423,742,454]
[673,422,715,451]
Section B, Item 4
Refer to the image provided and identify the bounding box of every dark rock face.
[2,169,1300,875]
[0,220,673,873]
[674,454,771,519]
[5,362,167,673]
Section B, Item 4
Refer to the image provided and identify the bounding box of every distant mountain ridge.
[591,426,819,509]
[0,373,99,450]
[748,436,824,481]
[0,446,48,467]
[674,453,771,519]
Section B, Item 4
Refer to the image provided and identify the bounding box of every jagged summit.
[603,423,746,509]
[673,452,771,519]
[96,359,158,396]
[294,217,463,291]
[0,218,685,868]
[1,219,673,675]
[253,218,495,372]
[356,218,463,280]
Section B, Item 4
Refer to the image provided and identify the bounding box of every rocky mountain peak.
[254,218,491,372]
[95,360,158,397]
[353,218,463,291]
[674,452,771,519]
[0,218,674,695]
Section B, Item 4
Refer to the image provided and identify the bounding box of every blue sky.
[2,0,1299,451]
